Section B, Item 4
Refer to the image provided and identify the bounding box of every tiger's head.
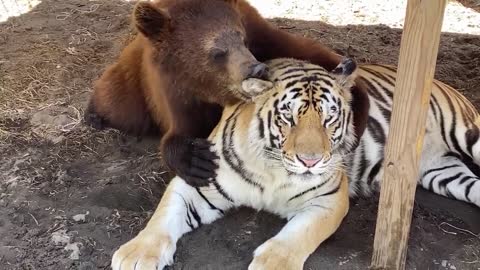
[244,58,357,176]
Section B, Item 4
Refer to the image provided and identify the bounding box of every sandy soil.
[0,0,479,269]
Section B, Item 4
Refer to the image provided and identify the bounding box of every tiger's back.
[350,64,480,207]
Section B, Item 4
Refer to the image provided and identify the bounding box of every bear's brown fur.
[85,0,369,184]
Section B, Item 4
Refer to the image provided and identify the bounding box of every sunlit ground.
[248,0,480,35]
[0,0,41,22]
[1,0,479,34]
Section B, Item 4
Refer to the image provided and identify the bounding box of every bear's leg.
[159,101,222,186]
[249,176,349,270]
[84,100,108,130]
[112,177,233,270]
[85,84,160,139]
[85,97,159,138]
[238,1,342,71]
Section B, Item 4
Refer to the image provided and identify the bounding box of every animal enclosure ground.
[0,0,479,269]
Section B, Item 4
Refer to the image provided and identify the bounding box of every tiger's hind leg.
[111,177,234,270]
[420,152,480,208]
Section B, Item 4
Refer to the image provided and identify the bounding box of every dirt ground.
[0,0,479,269]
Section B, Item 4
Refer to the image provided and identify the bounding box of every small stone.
[65,242,81,260]
[72,211,89,222]
[51,229,70,245]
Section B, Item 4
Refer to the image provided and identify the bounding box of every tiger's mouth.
[279,152,341,177]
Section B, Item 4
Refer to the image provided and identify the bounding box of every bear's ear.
[133,2,171,40]
[331,57,357,89]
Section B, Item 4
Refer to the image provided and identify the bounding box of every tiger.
[111,58,358,270]
[111,58,480,270]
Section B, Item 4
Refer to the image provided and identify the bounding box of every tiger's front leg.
[249,176,349,270]
[111,177,233,270]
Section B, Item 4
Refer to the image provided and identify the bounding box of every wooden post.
[371,0,447,269]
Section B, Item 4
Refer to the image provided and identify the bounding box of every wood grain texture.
[370,0,447,269]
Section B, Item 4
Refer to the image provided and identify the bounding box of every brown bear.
[85,0,369,185]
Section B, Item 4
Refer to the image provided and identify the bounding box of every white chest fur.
[213,138,344,218]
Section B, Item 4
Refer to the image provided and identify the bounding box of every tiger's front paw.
[248,240,304,270]
[111,232,175,270]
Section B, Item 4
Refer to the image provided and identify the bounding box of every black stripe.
[376,101,392,123]
[280,67,330,77]
[221,106,265,192]
[429,100,438,122]
[285,80,301,89]
[459,175,473,185]
[465,125,479,157]
[212,180,234,202]
[443,152,461,159]
[302,182,342,204]
[465,181,476,202]
[422,164,461,177]
[431,95,450,149]
[428,173,442,191]
[458,98,470,126]
[181,197,194,230]
[188,203,202,226]
[195,187,224,215]
[185,215,194,230]
[278,73,303,82]
[367,116,386,144]
[445,189,454,198]
[319,87,331,94]
[268,61,298,71]
[330,112,344,142]
[436,82,465,157]
[258,118,265,139]
[362,67,396,87]
[371,77,393,100]
[437,172,463,189]
[367,159,383,185]
[376,64,397,73]
[256,99,269,140]
[359,77,389,106]
[288,180,329,202]
[357,142,370,181]
[318,183,341,197]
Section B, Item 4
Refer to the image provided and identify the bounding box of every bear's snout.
[247,63,269,80]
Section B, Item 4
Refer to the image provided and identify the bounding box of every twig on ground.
[438,222,480,239]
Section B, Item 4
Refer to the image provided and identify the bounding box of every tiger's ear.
[133,1,172,41]
[241,78,274,99]
[331,58,357,89]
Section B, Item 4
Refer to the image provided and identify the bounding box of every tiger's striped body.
[111,58,357,270]
[111,59,480,270]
[350,64,480,207]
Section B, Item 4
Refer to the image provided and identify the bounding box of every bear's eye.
[210,48,228,61]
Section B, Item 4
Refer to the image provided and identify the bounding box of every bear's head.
[133,0,268,102]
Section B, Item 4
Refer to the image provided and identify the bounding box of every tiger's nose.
[297,154,323,168]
